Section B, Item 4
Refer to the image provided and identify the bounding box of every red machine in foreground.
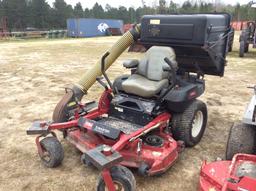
[200,86,256,191]
[200,154,256,191]
[27,14,231,191]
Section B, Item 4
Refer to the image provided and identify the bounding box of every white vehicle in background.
[226,85,256,160]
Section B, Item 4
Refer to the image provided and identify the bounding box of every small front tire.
[39,137,64,168]
[81,153,93,167]
[97,165,136,191]
[138,163,149,176]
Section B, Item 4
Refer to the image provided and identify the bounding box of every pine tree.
[2,0,28,30]
[158,0,167,14]
[91,3,104,18]
[53,0,72,28]
[30,0,50,29]
[74,2,84,18]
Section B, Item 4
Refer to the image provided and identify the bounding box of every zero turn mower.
[239,2,256,57]
[239,21,256,57]
[27,13,231,191]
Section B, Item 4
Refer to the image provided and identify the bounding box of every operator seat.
[121,46,177,98]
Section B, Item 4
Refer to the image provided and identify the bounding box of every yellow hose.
[75,25,141,93]
[53,25,141,122]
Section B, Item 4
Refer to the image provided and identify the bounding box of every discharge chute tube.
[52,25,141,123]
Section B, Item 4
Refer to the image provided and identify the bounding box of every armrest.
[123,59,139,68]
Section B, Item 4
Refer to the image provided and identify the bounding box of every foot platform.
[26,121,49,135]
[83,145,123,170]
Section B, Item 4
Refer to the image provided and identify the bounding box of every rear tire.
[228,45,233,52]
[97,165,136,191]
[40,137,64,168]
[171,100,208,147]
[226,123,256,160]
[239,41,245,57]
[245,43,249,53]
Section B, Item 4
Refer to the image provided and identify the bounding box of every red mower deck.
[27,89,182,190]
[199,154,256,191]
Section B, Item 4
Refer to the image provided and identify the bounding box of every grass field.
[0,32,256,191]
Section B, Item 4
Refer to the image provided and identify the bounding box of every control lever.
[101,52,113,89]
[153,57,177,113]
[247,85,256,89]
[164,57,177,86]
[96,77,108,90]
[164,57,176,68]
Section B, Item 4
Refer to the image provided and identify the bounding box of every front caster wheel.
[97,165,136,191]
[171,100,208,147]
[138,163,149,176]
[81,153,93,167]
[39,137,64,168]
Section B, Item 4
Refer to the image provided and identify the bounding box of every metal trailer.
[67,18,124,38]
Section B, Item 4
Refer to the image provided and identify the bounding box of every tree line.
[0,0,255,31]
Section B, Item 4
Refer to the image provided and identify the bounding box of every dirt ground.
[0,32,256,191]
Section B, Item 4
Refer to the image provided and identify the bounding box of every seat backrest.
[137,46,177,81]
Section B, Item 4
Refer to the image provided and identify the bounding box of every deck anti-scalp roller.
[53,25,141,123]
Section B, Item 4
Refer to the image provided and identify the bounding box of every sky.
[46,0,250,9]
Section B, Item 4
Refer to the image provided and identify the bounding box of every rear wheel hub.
[192,110,203,138]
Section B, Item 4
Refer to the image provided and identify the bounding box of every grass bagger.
[27,13,231,191]
[199,86,256,191]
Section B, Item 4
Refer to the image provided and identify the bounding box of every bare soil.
[0,33,255,191]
